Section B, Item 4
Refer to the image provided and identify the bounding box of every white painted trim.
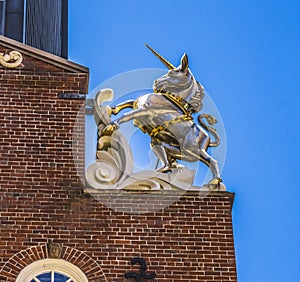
[16,259,88,282]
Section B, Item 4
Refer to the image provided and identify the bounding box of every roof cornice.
[0,35,89,73]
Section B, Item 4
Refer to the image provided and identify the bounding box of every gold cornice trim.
[0,50,23,68]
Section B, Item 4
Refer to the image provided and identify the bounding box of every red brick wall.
[0,44,237,281]
[0,45,87,191]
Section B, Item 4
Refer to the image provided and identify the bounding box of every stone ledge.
[83,188,235,212]
[84,188,233,196]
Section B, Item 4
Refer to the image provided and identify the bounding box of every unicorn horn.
[145,44,175,70]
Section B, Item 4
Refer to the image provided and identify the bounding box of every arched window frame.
[16,258,88,282]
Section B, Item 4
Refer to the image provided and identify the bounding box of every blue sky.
[68,1,300,281]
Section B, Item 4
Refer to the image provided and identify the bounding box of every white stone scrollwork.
[85,89,134,189]
[0,50,23,68]
[85,133,134,189]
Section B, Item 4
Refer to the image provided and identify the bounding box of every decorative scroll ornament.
[85,89,134,190]
[0,50,23,68]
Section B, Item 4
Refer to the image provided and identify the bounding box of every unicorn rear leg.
[184,148,221,183]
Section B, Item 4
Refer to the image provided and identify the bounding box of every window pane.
[54,272,69,282]
[36,272,51,282]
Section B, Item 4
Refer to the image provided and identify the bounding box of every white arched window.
[16,259,88,282]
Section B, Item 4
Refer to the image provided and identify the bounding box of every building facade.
[0,3,237,280]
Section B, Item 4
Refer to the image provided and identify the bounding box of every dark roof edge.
[0,35,89,74]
